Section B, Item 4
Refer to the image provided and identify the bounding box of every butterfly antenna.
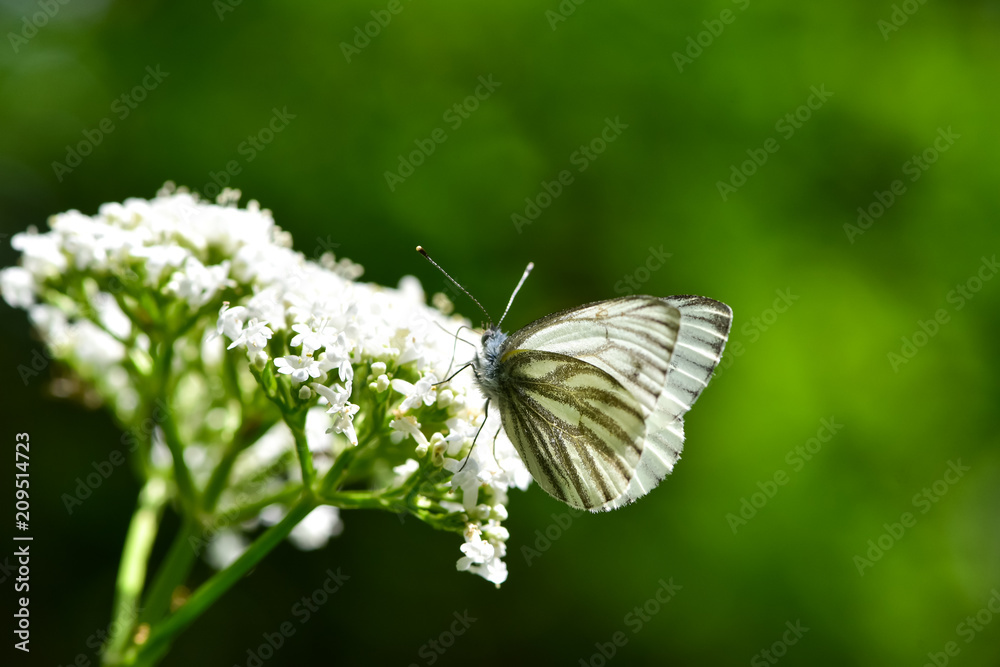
[417,246,492,324]
[497,262,534,328]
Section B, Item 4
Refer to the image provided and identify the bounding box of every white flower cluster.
[1,184,531,585]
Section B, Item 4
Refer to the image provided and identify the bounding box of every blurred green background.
[2,0,999,665]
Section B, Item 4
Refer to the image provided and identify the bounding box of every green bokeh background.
[2,1,999,665]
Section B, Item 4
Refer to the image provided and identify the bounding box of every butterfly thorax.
[473,326,509,401]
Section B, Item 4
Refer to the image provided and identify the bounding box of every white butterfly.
[419,248,733,512]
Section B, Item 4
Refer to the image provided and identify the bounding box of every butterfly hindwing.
[603,295,732,510]
[494,348,645,510]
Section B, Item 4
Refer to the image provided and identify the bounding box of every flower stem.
[137,516,199,628]
[155,341,198,515]
[284,410,316,494]
[103,478,169,665]
[129,495,318,666]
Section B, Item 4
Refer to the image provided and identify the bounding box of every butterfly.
[418,248,733,512]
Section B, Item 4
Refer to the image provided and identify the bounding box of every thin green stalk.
[284,411,316,494]
[158,406,198,516]
[138,516,199,628]
[128,496,317,666]
[151,338,198,516]
[319,444,359,494]
[103,478,169,666]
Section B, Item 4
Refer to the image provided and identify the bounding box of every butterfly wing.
[493,348,645,510]
[502,295,732,511]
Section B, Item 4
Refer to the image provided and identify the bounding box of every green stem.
[138,516,199,628]
[159,406,198,516]
[129,496,317,666]
[319,444,359,494]
[319,490,398,511]
[154,339,197,516]
[103,479,169,666]
[284,411,316,494]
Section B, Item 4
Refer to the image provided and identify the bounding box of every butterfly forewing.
[506,296,680,417]
[492,295,732,512]
[495,349,645,510]
[503,297,681,416]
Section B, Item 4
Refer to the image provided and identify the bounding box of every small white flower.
[436,388,454,408]
[216,302,248,340]
[312,382,350,411]
[317,335,353,383]
[290,322,328,353]
[389,416,429,451]
[393,459,420,483]
[443,455,481,510]
[0,267,36,308]
[312,382,359,445]
[274,354,322,384]
[330,402,360,445]
[391,373,438,412]
[12,227,68,278]
[457,529,495,571]
[227,318,272,353]
[373,374,390,392]
[455,523,507,584]
[130,243,189,286]
[483,520,509,542]
[166,256,233,309]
